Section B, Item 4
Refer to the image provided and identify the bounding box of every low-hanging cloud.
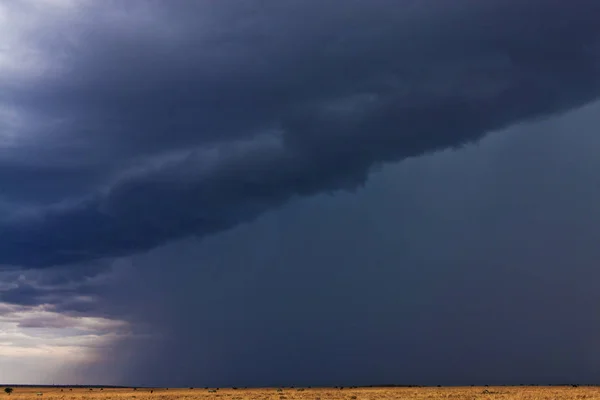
[1,0,600,268]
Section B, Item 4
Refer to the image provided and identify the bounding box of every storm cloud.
[4,0,600,388]
[80,104,600,387]
[1,0,600,268]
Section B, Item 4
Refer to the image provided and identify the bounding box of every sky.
[1,0,600,387]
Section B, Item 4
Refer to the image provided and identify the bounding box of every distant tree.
[4,388,13,395]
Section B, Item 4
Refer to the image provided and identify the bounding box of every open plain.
[4,386,600,400]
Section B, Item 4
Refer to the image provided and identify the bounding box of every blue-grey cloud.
[0,264,112,316]
[1,0,600,268]
[85,105,600,387]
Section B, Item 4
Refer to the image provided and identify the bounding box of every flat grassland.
[4,386,600,400]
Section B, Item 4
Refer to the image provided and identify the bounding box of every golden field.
[4,386,600,400]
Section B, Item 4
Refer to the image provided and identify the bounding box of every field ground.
[0,386,600,400]
[4,386,600,400]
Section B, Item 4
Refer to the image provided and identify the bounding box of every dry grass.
[4,386,600,400]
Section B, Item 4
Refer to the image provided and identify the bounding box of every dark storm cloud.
[0,282,96,311]
[85,105,600,387]
[0,264,111,315]
[1,0,600,267]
